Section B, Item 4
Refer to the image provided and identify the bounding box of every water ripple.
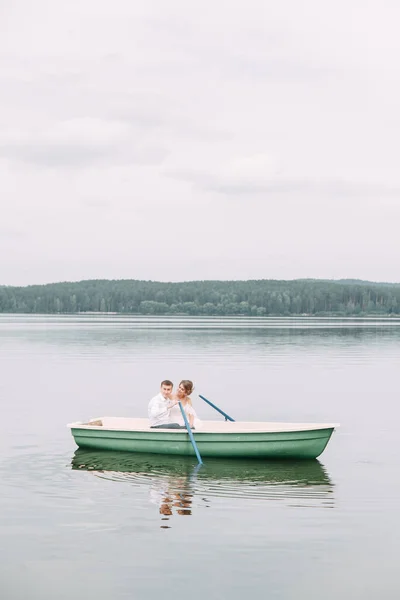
[70,450,335,513]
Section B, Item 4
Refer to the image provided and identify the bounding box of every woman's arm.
[185,405,195,427]
[167,394,180,407]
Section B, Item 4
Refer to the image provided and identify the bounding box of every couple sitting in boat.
[148,379,200,429]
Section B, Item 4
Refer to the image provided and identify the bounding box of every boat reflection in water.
[71,450,334,528]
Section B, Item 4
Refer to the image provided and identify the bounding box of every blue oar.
[199,394,235,422]
[179,402,203,465]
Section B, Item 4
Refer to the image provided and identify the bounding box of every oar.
[178,401,203,465]
[199,394,235,421]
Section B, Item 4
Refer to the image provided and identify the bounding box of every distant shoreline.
[1,278,400,316]
[2,277,400,289]
[1,312,400,319]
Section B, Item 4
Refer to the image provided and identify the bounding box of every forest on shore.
[1,278,400,316]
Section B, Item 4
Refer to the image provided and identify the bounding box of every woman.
[169,380,200,429]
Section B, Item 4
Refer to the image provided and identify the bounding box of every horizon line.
[2,276,400,288]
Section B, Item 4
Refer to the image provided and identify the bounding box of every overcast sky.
[1,0,399,286]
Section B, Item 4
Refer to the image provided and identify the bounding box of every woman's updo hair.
[179,380,194,395]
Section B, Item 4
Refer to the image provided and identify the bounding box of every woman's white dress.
[169,402,202,429]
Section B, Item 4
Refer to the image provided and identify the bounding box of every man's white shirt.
[148,393,173,427]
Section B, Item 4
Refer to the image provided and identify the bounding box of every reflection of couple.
[150,475,193,521]
[148,380,200,429]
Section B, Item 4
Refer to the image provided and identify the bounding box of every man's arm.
[148,396,171,421]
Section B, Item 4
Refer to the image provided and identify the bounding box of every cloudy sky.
[1,0,399,285]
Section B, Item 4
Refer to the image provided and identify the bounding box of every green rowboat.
[68,417,338,460]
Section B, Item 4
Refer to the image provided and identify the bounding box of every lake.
[1,315,399,599]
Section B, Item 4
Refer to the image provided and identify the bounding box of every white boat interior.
[68,417,339,434]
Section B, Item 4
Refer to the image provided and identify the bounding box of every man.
[148,380,183,428]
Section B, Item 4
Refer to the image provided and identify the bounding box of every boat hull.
[70,425,335,460]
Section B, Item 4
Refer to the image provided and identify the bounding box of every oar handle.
[178,402,203,465]
[199,394,235,422]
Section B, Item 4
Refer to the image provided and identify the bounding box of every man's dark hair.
[161,380,173,387]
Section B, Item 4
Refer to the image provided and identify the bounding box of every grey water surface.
[1,315,399,600]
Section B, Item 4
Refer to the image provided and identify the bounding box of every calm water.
[1,315,400,599]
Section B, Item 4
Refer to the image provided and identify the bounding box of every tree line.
[1,278,400,316]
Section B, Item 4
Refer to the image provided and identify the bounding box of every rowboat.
[67,417,339,460]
